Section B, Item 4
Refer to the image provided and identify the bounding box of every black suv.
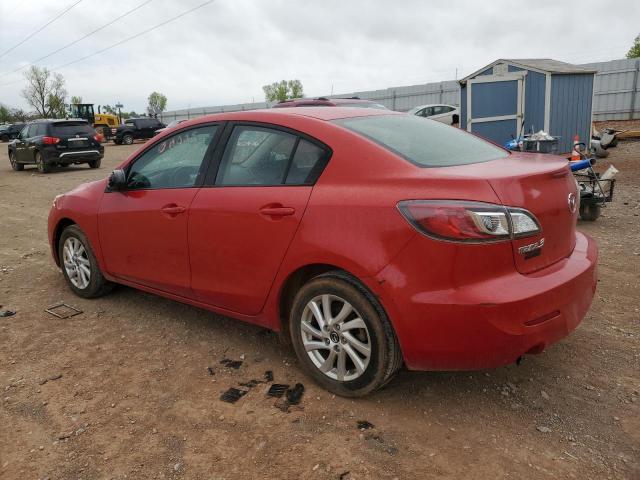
[113,117,165,145]
[0,123,26,142]
[8,119,104,173]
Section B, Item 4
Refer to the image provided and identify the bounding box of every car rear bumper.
[375,231,598,370]
[44,148,103,164]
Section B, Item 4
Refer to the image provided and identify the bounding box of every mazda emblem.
[568,193,577,214]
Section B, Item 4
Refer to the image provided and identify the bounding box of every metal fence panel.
[160,58,640,123]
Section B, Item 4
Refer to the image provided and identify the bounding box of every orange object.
[571,134,581,160]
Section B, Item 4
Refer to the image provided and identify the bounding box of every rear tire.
[35,152,50,173]
[9,151,23,171]
[580,203,601,221]
[58,225,113,298]
[88,158,101,169]
[122,134,133,145]
[289,271,402,397]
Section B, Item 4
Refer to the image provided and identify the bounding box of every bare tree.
[21,66,67,118]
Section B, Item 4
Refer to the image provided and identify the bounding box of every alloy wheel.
[62,237,91,289]
[300,294,372,382]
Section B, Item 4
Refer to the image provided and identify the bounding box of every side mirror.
[108,169,126,191]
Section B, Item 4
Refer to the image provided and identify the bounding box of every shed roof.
[460,58,597,83]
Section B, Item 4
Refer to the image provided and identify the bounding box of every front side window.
[126,125,218,190]
[216,126,297,186]
[333,114,508,167]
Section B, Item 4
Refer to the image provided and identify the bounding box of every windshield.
[51,121,95,136]
[333,114,508,167]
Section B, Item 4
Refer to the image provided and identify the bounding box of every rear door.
[98,124,220,296]
[189,123,331,315]
[467,74,525,144]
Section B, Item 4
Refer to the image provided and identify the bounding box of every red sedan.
[48,108,597,396]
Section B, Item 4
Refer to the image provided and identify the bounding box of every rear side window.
[51,122,94,136]
[285,139,328,185]
[35,123,47,136]
[333,114,508,167]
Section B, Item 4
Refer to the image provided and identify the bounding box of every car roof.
[275,97,382,106]
[410,104,457,109]
[28,118,89,124]
[182,107,400,125]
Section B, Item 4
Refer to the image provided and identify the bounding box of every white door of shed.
[467,74,525,145]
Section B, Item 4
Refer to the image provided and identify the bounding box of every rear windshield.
[333,114,509,167]
[51,121,94,136]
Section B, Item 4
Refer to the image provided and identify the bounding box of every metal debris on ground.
[267,384,289,398]
[357,420,374,430]
[206,367,215,376]
[45,302,83,319]
[220,387,248,404]
[0,309,16,317]
[286,383,305,405]
[39,373,63,385]
[264,370,274,382]
[220,358,243,369]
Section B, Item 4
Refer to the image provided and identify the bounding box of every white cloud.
[0,0,638,113]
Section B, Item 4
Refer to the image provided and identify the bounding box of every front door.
[14,124,34,163]
[98,124,220,296]
[189,124,330,316]
[467,74,525,144]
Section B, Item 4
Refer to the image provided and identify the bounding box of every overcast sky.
[0,0,638,113]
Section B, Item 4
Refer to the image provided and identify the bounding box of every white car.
[407,104,459,125]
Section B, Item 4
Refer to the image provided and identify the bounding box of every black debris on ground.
[0,309,16,317]
[357,420,374,430]
[239,379,261,388]
[219,388,248,404]
[339,472,351,480]
[220,358,243,369]
[286,383,305,405]
[267,384,289,398]
[264,370,274,382]
[206,367,215,376]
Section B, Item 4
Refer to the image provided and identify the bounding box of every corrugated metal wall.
[581,58,640,121]
[160,58,640,123]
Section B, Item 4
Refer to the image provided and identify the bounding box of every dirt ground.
[0,133,638,480]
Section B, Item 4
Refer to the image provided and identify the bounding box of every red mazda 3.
[48,108,597,396]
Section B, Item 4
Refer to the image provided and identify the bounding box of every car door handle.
[161,204,187,215]
[260,206,296,217]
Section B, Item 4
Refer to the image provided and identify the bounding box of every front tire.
[9,151,23,171]
[122,134,133,145]
[289,271,402,397]
[58,225,113,298]
[35,152,50,173]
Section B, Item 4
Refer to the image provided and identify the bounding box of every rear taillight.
[42,136,60,145]
[397,200,540,243]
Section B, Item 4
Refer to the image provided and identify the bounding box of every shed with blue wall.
[459,59,597,153]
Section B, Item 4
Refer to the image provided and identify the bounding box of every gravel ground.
[0,137,638,480]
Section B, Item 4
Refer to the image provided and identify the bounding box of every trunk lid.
[457,153,578,273]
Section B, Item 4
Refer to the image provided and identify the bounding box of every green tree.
[21,66,67,118]
[102,104,117,115]
[0,104,11,123]
[70,95,83,104]
[627,34,640,58]
[147,92,167,115]
[262,79,304,102]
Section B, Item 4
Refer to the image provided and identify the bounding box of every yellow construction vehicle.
[69,104,120,141]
